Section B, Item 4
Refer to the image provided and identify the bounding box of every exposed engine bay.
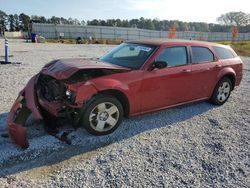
[7,58,130,148]
[37,74,67,102]
[36,69,122,126]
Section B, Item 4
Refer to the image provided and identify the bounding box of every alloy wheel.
[89,102,119,132]
[217,82,231,102]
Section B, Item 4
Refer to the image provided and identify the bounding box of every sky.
[0,0,249,23]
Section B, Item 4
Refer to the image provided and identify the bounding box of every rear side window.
[191,47,214,64]
[156,47,187,67]
[213,46,235,59]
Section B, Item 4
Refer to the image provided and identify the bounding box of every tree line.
[0,10,249,33]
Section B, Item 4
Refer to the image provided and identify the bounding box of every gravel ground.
[0,39,249,187]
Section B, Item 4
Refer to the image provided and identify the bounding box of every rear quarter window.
[213,46,236,59]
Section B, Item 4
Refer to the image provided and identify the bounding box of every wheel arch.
[217,68,236,90]
[217,73,236,90]
[222,74,235,89]
[97,89,130,118]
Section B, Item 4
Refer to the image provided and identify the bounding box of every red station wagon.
[7,39,243,148]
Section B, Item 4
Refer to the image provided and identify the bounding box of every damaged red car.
[7,39,243,148]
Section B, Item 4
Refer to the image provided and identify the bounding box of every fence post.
[85,27,87,39]
[100,28,102,39]
[5,38,8,64]
[54,24,58,39]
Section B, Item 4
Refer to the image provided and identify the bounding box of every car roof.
[126,39,227,48]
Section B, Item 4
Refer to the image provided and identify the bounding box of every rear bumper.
[7,75,43,148]
[235,74,243,86]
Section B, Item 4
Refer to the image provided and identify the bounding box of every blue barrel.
[31,33,36,43]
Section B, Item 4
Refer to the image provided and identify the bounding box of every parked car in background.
[7,39,243,148]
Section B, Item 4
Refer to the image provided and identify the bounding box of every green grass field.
[218,41,250,57]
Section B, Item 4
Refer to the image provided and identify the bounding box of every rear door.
[189,46,222,99]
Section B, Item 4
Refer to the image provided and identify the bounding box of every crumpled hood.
[41,58,130,80]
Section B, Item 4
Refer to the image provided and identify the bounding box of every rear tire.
[210,77,232,105]
[80,95,124,135]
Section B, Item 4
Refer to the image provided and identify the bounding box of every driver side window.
[156,47,188,67]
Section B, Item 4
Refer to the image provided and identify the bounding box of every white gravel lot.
[0,39,249,187]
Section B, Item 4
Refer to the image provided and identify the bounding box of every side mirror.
[150,61,168,70]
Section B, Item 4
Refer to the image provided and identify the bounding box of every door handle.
[215,64,222,68]
[182,69,192,73]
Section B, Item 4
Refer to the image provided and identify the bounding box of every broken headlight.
[65,89,76,103]
[66,89,72,98]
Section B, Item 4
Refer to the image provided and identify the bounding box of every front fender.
[90,78,129,92]
[74,78,130,105]
[74,82,99,105]
[90,78,131,106]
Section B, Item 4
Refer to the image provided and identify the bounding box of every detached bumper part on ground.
[7,95,30,148]
[7,76,43,148]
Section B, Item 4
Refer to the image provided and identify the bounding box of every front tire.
[80,95,124,135]
[210,77,232,105]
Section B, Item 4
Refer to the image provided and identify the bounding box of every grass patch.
[46,39,77,44]
[218,41,250,56]
[46,38,123,45]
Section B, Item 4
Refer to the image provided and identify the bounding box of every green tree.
[137,17,145,28]
[1,9,249,33]
[121,20,129,27]
[48,16,60,24]
[99,20,106,26]
[14,14,20,31]
[67,18,74,25]
[106,19,116,26]
[73,18,80,25]
[87,19,99,26]
[19,13,30,31]
[144,19,155,30]
[8,14,15,31]
[129,19,139,28]
[59,17,68,24]
[0,10,8,32]
[81,20,86,26]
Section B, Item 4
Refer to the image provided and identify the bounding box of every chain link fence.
[32,23,250,41]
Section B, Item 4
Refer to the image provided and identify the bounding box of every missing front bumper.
[7,74,81,148]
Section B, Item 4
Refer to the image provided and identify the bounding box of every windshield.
[100,43,156,69]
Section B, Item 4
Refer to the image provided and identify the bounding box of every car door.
[189,46,222,99]
[140,46,193,112]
